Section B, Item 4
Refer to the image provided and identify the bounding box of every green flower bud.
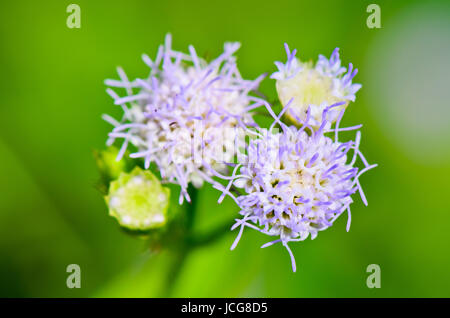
[94,146,127,182]
[105,167,170,231]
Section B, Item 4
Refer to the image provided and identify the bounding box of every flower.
[211,101,377,272]
[104,34,264,203]
[105,166,170,231]
[271,44,362,127]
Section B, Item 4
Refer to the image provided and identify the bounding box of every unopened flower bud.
[271,45,361,127]
[94,146,127,182]
[105,167,170,231]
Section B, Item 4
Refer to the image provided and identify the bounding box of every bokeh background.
[1,0,449,297]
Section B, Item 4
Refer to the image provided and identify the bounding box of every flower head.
[271,45,362,127]
[211,102,376,272]
[106,167,170,231]
[104,34,264,203]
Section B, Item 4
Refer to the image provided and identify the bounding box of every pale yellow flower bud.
[105,167,170,231]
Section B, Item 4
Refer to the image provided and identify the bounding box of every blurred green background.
[1,0,450,297]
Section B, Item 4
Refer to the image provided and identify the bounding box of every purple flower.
[211,101,376,272]
[103,34,264,203]
[272,44,362,127]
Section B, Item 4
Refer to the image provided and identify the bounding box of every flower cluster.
[271,44,362,127]
[212,101,376,271]
[209,44,375,272]
[104,34,264,203]
[101,37,376,272]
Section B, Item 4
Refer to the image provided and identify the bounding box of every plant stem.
[187,216,235,247]
[160,247,189,297]
[162,185,198,296]
[185,185,199,231]
[161,185,238,296]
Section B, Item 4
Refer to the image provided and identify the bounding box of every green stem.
[161,185,237,296]
[187,216,236,248]
[185,185,199,231]
[160,247,189,297]
[162,185,198,296]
